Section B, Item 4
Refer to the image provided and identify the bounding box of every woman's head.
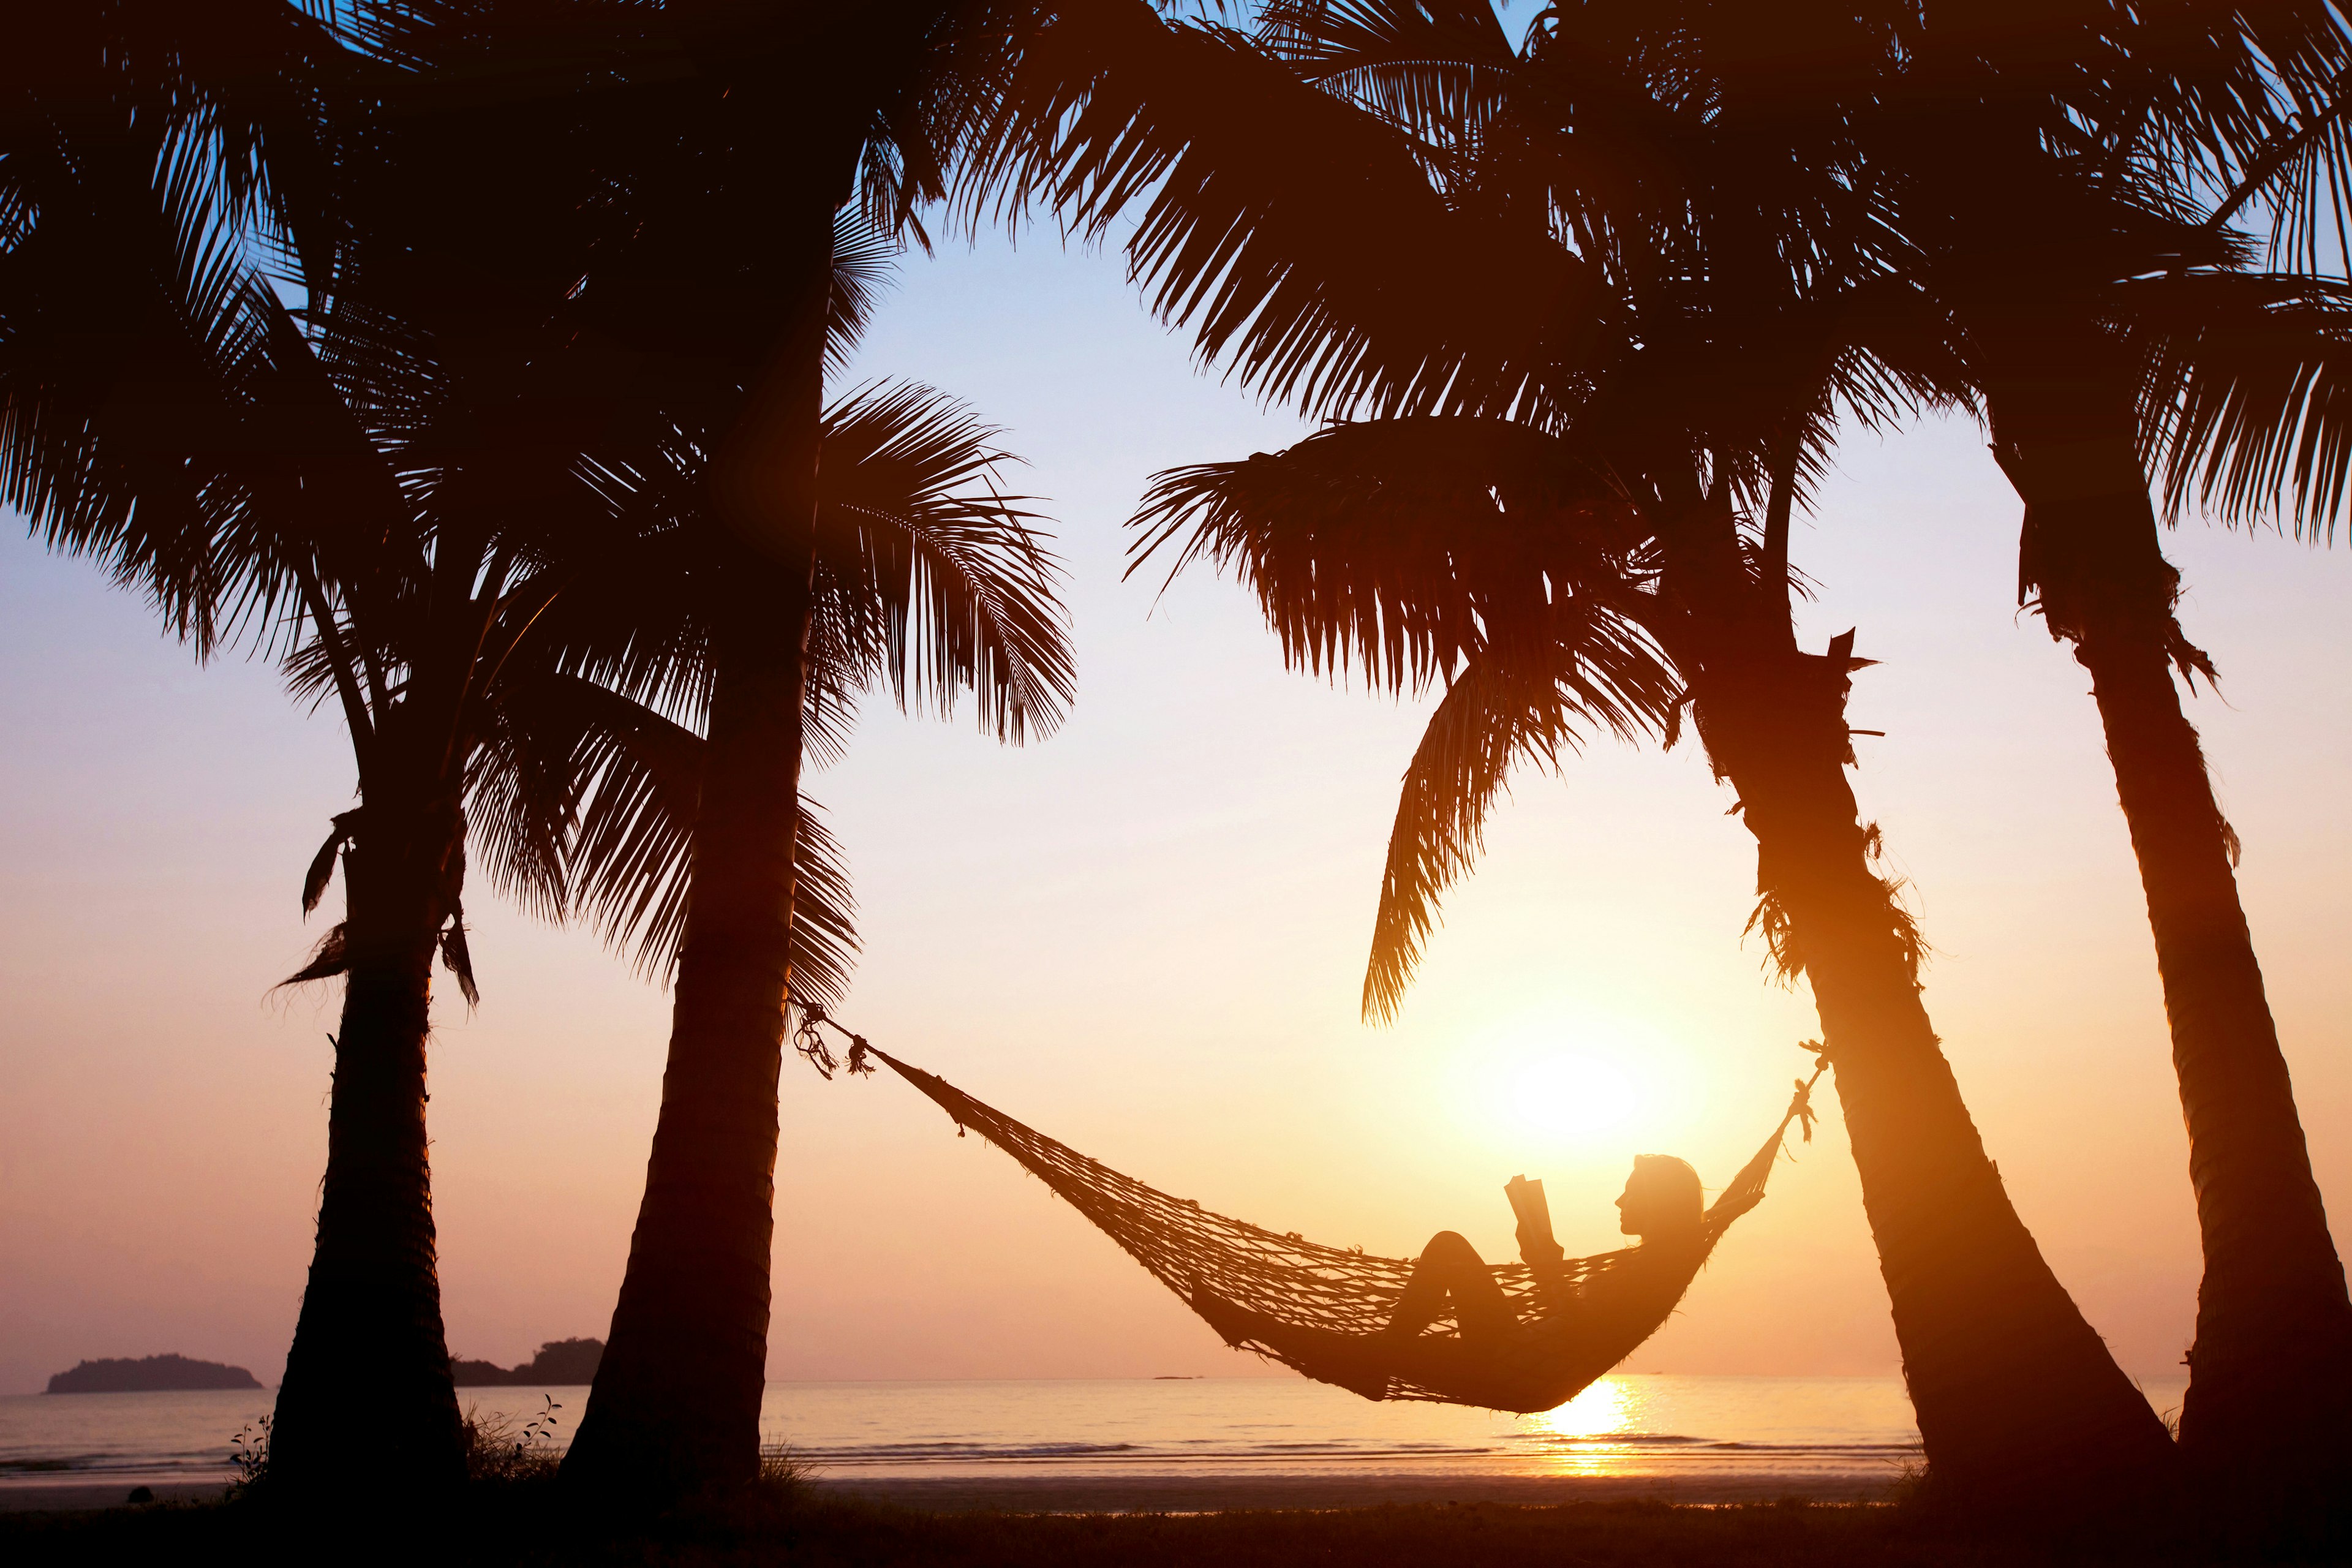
[1617,1155,1703,1240]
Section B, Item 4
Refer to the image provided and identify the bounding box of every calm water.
[0,1374,2190,1494]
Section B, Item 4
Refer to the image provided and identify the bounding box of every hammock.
[800,1013,1821,1415]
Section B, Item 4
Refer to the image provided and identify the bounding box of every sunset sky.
[3,225,2348,1399]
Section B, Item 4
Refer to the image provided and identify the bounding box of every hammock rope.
[796,1006,1823,1413]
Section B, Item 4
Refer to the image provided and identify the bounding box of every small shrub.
[225,1416,271,1499]
[462,1395,563,1486]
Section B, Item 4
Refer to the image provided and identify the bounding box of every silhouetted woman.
[1194,1155,1709,1412]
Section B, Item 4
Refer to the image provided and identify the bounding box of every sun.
[1498,1051,1651,1142]
[1462,1016,1683,1152]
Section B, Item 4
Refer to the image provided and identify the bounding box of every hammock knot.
[1787,1047,1830,1144]
[793,1004,845,1080]
[1790,1078,1817,1144]
[794,1003,876,1080]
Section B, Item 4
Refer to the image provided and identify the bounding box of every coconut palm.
[9,0,1077,1498]
[1281,0,2352,1490]
[1439,0,2352,1488]
[1134,408,2180,1509]
[1,151,1030,1493]
[2,11,1005,1497]
[3,168,582,1496]
[1030,0,2177,1504]
[1,64,710,1491]
[1059,0,2352,1500]
[552,369,1074,1497]
[500,2,1094,1495]
[1871,45,2352,1491]
[5,18,507,1490]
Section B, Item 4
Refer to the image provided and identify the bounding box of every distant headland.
[450,1337,603,1387]
[45,1354,263,1394]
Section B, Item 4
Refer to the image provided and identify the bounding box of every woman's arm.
[1506,1176,1567,1267]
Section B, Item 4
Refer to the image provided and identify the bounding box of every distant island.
[450,1337,604,1387]
[46,1354,263,1394]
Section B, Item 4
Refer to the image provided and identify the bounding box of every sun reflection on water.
[1513,1378,1644,1476]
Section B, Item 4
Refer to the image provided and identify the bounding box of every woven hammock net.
[849,1042,1820,1414]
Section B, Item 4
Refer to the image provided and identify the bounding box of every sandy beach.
[0,1375,1934,1517]
[0,1468,1902,1517]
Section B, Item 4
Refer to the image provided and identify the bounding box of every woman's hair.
[1628,1154,1705,1234]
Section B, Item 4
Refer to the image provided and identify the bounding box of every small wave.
[1583,1441,1918,1455]
[0,1455,228,1480]
[1689,1441,1920,1453]
[798,1439,1540,1470]
[796,1450,1145,1466]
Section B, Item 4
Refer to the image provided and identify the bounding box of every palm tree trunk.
[564,200,834,1499]
[1997,390,2352,1495]
[271,793,467,1495]
[2075,615,2352,1491]
[1651,486,2174,1502]
[561,565,814,1498]
[1684,649,2173,1504]
[1683,634,2178,1506]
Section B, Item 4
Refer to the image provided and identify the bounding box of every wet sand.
[0,1480,229,1513]
[808,1471,1899,1512]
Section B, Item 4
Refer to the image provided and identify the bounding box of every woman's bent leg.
[1389,1231,1517,1344]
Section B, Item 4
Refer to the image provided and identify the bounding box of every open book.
[1505,1175,1567,1267]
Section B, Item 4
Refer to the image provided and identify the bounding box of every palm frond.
[489,669,859,1005]
[969,0,1605,423]
[2129,270,2352,534]
[1132,415,1656,699]
[1259,0,1518,149]
[816,380,1075,743]
[1363,598,1675,1022]
[0,126,277,654]
[2079,2,2352,276]
[829,208,900,374]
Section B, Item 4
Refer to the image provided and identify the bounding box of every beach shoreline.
[0,1374,1937,1519]
[0,1468,1901,1516]
[806,1470,1902,1512]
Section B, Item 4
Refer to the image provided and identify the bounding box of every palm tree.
[1,140,1028,1499]
[1874,43,2352,1490]
[3,143,575,1496]
[10,0,1077,1498]
[1035,0,2176,1504]
[1539,0,2352,1491]
[0,10,877,1493]
[1134,416,2177,1506]
[6,17,500,1489]
[1055,0,2352,1500]
[512,3,1094,1496]
[1458,0,2352,1488]
[552,372,1073,1499]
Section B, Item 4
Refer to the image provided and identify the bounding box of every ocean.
[0,1374,2189,1509]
